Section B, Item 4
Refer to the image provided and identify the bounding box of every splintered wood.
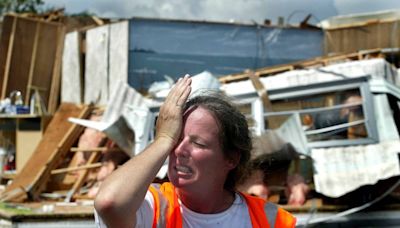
[218,48,397,83]
[0,103,92,202]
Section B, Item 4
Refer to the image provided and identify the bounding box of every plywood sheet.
[16,130,42,172]
[30,22,59,108]
[62,31,82,104]
[7,17,36,101]
[84,25,109,105]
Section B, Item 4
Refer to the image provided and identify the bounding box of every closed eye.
[192,141,206,148]
[189,135,207,148]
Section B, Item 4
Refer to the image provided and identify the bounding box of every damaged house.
[220,54,400,227]
[0,9,399,227]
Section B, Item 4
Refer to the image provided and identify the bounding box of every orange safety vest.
[149,182,296,228]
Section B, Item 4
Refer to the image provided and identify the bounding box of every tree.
[0,0,44,16]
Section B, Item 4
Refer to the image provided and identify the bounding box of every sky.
[44,0,400,25]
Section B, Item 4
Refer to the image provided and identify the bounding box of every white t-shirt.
[95,191,253,228]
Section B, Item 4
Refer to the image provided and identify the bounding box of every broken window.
[258,77,378,148]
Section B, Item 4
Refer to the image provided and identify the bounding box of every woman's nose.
[174,137,190,157]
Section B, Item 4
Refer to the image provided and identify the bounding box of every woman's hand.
[155,75,192,146]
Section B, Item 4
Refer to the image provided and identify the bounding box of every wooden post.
[247,70,273,112]
[51,162,102,175]
[70,147,122,152]
[48,25,66,114]
[25,23,41,105]
[1,17,17,100]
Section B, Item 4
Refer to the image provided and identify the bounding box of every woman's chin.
[170,177,195,188]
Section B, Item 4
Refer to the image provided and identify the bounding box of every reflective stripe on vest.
[149,182,296,228]
[149,185,169,228]
[265,202,278,228]
[241,193,296,228]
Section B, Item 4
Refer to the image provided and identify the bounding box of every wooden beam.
[91,16,104,26]
[25,23,41,105]
[70,147,122,152]
[0,187,26,203]
[1,16,17,100]
[247,70,273,112]
[218,48,391,84]
[48,25,66,114]
[29,104,92,200]
[51,162,102,175]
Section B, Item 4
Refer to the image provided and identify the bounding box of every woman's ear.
[226,152,241,170]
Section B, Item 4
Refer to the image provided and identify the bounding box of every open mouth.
[175,165,193,174]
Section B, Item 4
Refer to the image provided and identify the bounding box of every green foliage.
[0,202,32,214]
[68,10,96,17]
[0,0,44,15]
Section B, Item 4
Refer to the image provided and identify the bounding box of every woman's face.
[168,106,235,192]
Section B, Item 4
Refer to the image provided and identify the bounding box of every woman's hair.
[183,92,252,191]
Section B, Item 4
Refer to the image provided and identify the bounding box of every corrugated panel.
[311,140,400,197]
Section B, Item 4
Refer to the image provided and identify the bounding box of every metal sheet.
[373,94,399,141]
[311,140,400,197]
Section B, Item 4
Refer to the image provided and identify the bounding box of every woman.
[95,75,296,227]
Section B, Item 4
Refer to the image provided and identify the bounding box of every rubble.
[0,10,399,227]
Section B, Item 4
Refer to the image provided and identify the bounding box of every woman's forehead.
[185,106,216,124]
[184,107,220,133]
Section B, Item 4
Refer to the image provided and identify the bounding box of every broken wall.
[324,19,400,54]
[61,21,129,106]
[0,15,65,114]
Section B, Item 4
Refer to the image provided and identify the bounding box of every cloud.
[44,0,400,25]
[264,0,338,24]
[335,0,400,15]
[44,0,308,24]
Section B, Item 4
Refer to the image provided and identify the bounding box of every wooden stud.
[48,25,66,114]
[51,162,102,175]
[70,147,122,152]
[1,16,17,100]
[25,23,41,105]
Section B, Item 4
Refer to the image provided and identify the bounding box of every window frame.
[235,76,379,148]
